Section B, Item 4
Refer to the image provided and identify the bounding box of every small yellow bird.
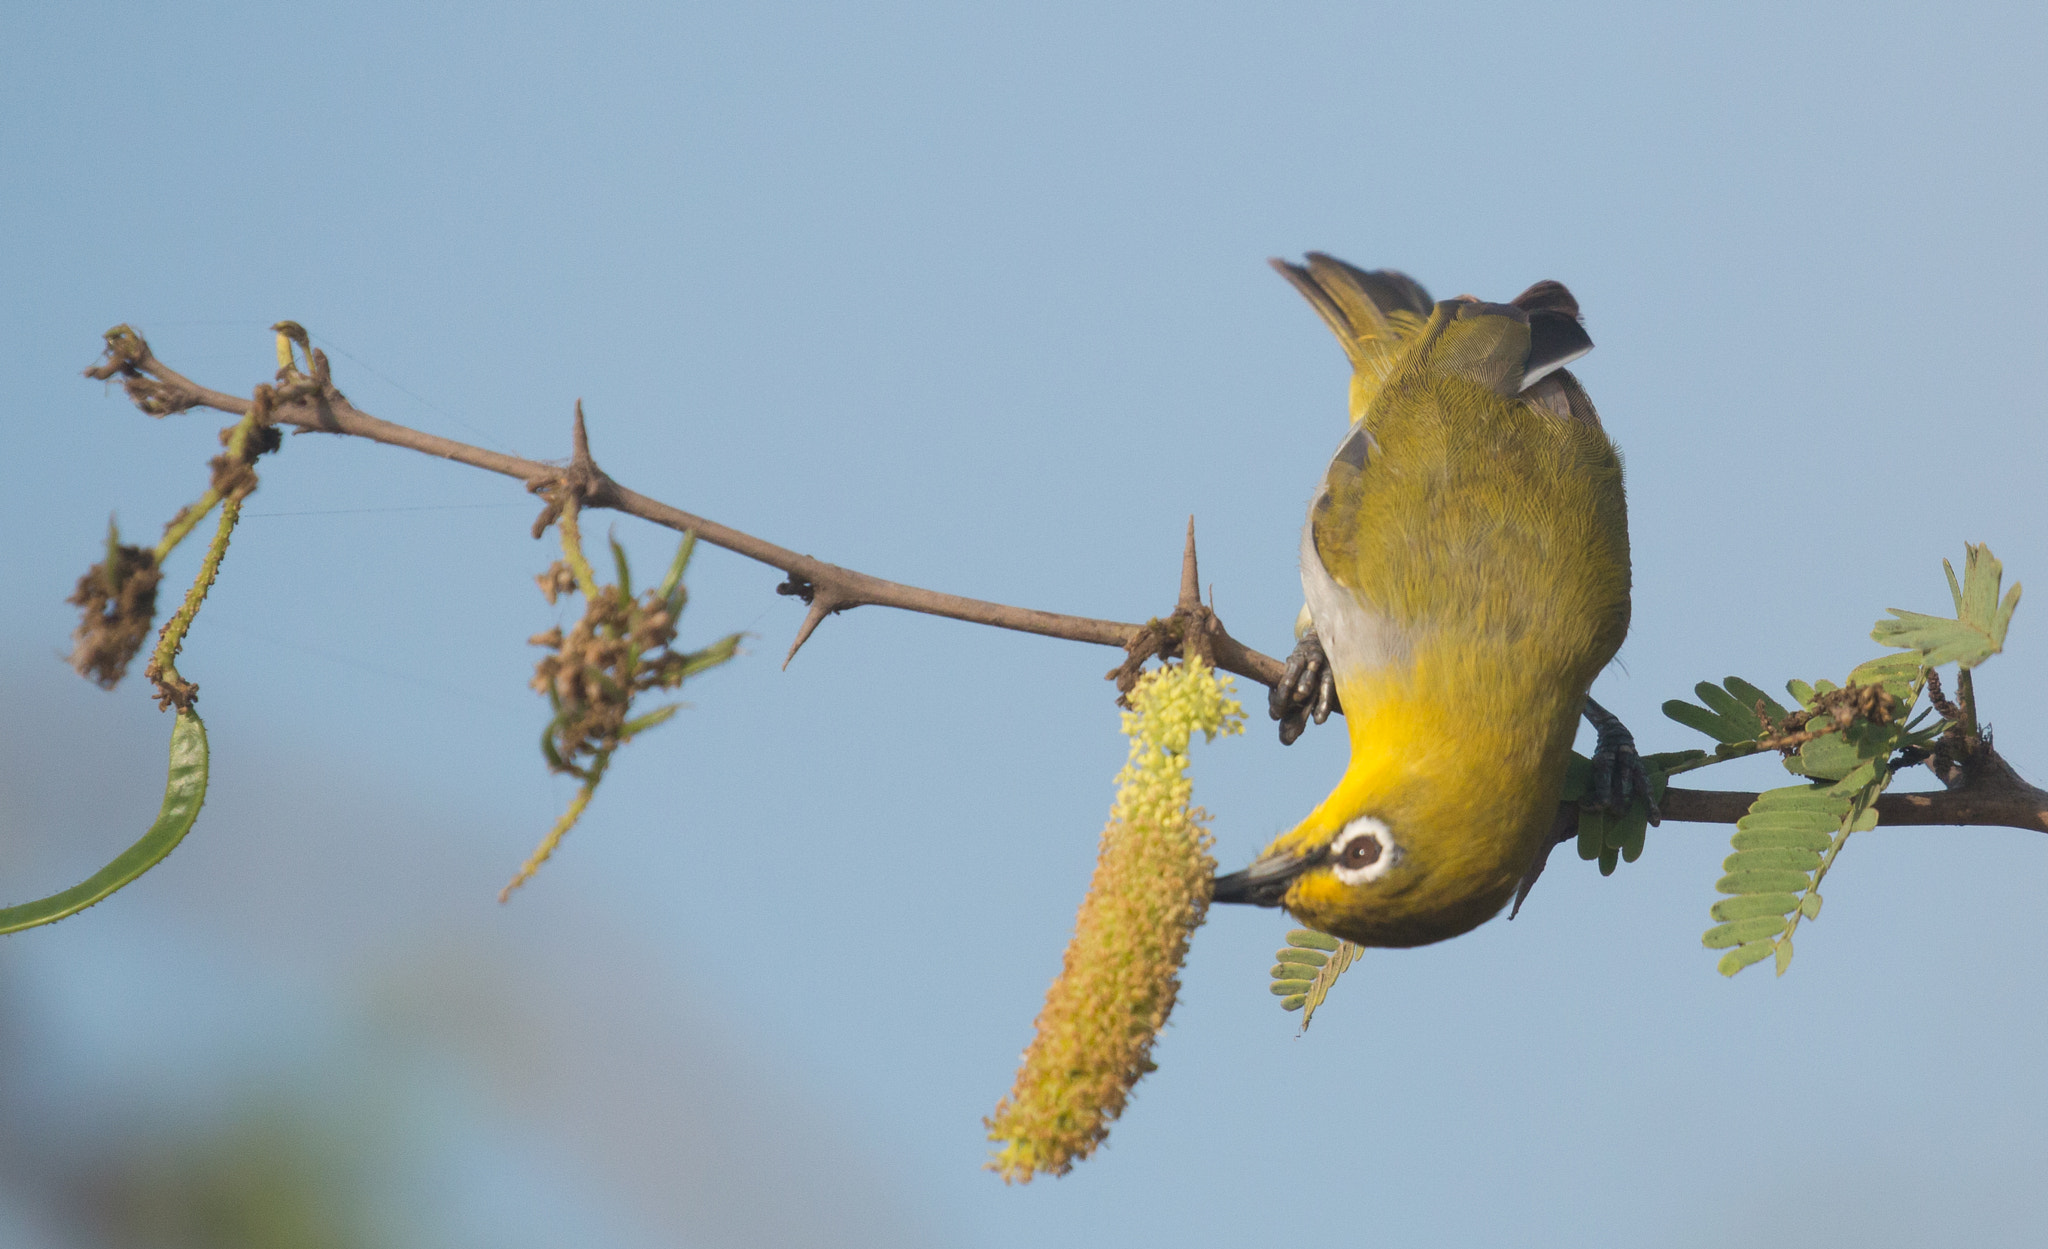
[1212,254,1651,947]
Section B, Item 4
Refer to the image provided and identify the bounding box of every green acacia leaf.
[540,719,569,771]
[656,531,699,602]
[1730,827,1835,852]
[1957,544,2019,636]
[1663,677,1784,746]
[1718,942,1777,977]
[1850,719,1905,760]
[1561,752,1592,803]
[1296,938,1361,1031]
[1787,730,1862,782]
[1604,802,1647,850]
[1737,809,1842,833]
[1661,700,1742,744]
[1752,785,1851,813]
[1847,653,1925,704]
[1704,915,1791,948]
[1702,686,1765,731]
[1986,586,2020,645]
[1774,938,1794,975]
[1723,847,1823,874]
[1660,699,1720,739]
[1879,610,1996,666]
[1827,760,1882,795]
[1710,893,1801,922]
[1900,720,1944,752]
[1716,869,1814,895]
[1800,893,1824,921]
[0,711,208,934]
[1692,681,1752,726]
[1276,931,1362,1032]
[677,633,743,680]
[617,703,681,740]
[1722,677,1789,722]
[1577,805,1606,861]
[1643,749,1709,773]
[1871,544,2021,669]
[608,532,633,601]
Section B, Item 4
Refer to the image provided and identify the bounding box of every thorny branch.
[85,327,1215,665]
[83,326,2048,836]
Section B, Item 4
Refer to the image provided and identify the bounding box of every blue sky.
[4,4,2046,1246]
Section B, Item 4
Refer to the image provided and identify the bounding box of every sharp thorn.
[571,399,592,465]
[782,597,833,670]
[1179,517,1200,610]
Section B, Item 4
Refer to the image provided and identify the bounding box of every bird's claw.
[1270,629,1339,745]
[1584,696,1661,825]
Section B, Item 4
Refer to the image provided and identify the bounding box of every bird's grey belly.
[1299,522,1412,685]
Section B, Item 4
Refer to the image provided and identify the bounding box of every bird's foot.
[1583,696,1661,825]
[1269,628,1340,745]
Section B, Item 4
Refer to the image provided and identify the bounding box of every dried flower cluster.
[528,548,738,777]
[66,400,280,704]
[986,657,1243,1182]
[1756,679,1899,754]
[66,535,163,689]
[502,521,741,901]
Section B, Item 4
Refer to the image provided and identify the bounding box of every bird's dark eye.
[1329,817,1396,884]
[1340,837,1382,869]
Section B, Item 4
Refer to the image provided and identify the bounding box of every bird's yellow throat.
[1274,639,1586,944]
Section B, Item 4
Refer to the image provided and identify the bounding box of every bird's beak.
[1211,846,1324,907]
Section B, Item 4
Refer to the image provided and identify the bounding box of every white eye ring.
[1330,816,1398,885]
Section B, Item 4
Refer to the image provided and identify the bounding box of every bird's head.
[1212,697,1568,948]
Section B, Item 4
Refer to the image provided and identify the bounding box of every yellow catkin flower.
[986,657,1244,1182]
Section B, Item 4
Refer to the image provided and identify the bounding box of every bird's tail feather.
[1269,253,1433,372]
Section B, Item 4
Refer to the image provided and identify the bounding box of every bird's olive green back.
[1309,301,1630,688]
